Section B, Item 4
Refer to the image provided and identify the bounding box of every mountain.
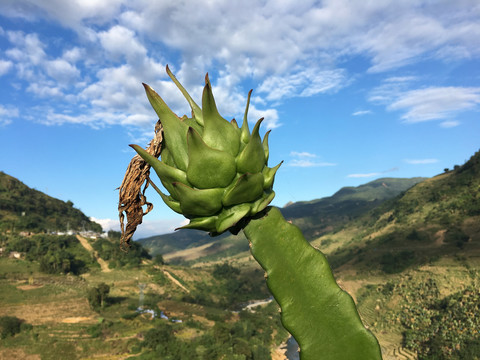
[0,171,101,233]
[281,177,425,239]
[321,149,480,272]
[138,177,425,262]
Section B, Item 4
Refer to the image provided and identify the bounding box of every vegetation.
[92,236,151,268]
[0,171,102,234]
[87,282,110,309]
[402,285,480,358]
[138,177,425,259]
[0,316,31,339]
[281,177,426,239]
[0,149,478,359]
[182,262,269,309]
[138,303,284,359]
[5,234,95,275]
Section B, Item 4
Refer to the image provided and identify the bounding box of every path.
[76,235,111,272]
[243,298,273,311]
[162,269,190,293]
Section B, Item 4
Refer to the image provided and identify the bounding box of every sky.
[0,1,479,239]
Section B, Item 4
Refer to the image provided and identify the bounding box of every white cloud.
[290,151,317,158]
[90,216,188,238]
[352,110,372,116]
[62,47,84,63]
[0,59,13,75]
[98,25,146,62]
[404,158,439,164]
[389,87,480,123]
[0,105,19,126]
[90,217,120,233]
[370,80,480,125]
[440,120,460,128]
[258,68,347,102]
[44,58,80,84]
[132,218,188,239]
[2,1,480,130]
[288,151,336,167]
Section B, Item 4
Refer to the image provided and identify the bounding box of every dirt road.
[76,235,111,272]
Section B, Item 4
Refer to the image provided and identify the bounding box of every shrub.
[0,316,23,339]
[380,250,415,274]
[87,283,110,309]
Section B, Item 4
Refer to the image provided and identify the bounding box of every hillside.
[0,171,101,233]
[281,177,425,239]
[139,177,425,263]
[0,151,479,359]
[321,149,480,273]
[0,236,285,359]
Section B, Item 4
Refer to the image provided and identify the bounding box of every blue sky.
[0,1,479,239]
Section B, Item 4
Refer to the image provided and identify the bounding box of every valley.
[0,149,479,359]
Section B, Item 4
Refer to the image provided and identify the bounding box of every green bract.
[131,66,282,234]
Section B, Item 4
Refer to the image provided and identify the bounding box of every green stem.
[243,207,382,360]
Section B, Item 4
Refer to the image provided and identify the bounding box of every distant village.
[10,229,109,239]
[0,229,109,260]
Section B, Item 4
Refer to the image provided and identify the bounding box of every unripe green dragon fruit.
[131,66,282,235]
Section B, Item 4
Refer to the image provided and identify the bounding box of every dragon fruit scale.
[130,66,282,235]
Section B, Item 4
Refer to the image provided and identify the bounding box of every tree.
[154,254,165,265]
[87,283,110,309]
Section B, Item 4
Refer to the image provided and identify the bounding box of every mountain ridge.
[139,177,426,261]
[0,171,101,234]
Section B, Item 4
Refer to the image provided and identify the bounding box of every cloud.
[90,216,186,238]
[98,25,146,62]
[0,59,13,75]
[440,120,460,128]
[132,218,188,239]
[0,105,19,126]
[258,68,347,102]
[370,80,480,124]
[352,110,372,116]
[288,151,336,167]
[389,87,480,123]
[404,158,439,164]
[90,217,120,233]
[2,1,480,130]
[291,151,317,158]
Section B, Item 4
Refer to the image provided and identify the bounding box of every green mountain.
[320,149,480,272]
[0,171,102,233]
[281,177,425,239]
[139,177,425,262]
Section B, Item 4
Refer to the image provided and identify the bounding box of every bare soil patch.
[61,316,97,324]
[76,235,111,272]
[0,349,41,360]
[271,343,287,360]
[16,284,44,291]
[0,299,97,325]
